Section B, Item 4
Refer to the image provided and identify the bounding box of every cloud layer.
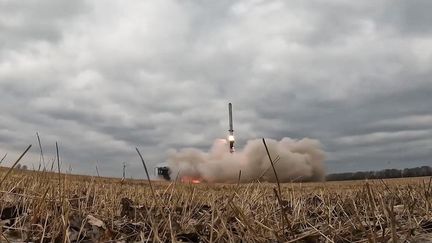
[0,0,431,177]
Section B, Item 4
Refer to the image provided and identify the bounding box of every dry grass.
[1,167,432,242]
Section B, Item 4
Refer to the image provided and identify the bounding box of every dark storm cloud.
[0,0,431,177]
[0,0,88,49]
[379,0,432,36]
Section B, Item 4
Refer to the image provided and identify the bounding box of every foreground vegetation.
[2,167,432,242]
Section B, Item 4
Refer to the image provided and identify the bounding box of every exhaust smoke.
[168,137,326,183]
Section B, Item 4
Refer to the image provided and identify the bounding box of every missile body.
[229,103,233,134]
[228,103,235,153]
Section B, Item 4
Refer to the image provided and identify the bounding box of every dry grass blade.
[36,132,45,169]
[306,222,335,243]
[95,162,100,177]
[257,155,281,181]
[0,144,31,187]
[262,138,281,197]
[0,153,7,165]
[263,138,290,237]
[135,147,157,202]
[1,231,11,243]
[56,142,61,186]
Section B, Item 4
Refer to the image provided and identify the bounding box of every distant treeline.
[326,166,432,181]
[15,164,28,170]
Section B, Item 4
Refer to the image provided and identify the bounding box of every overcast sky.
[1,0,431,178]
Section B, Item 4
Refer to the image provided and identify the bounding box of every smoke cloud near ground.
[167,137,326,183]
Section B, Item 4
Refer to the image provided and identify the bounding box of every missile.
[228,103,235,153]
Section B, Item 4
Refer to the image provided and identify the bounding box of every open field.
[1,167,432,242]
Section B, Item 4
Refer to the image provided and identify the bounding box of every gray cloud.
[0,0,431,178]
[0,0,88,50]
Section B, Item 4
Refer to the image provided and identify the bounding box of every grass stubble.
[1,144,432,242]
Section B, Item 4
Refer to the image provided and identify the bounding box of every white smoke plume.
[167,137,326,183]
